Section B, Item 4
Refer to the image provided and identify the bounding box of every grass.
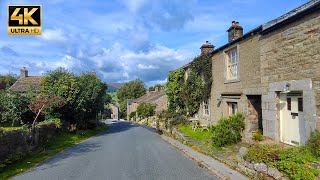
[175,124,211,141]
[0,126,25,132]
[0,125,108,180]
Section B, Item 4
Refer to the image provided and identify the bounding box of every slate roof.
[133,90,166,103]
[10,76,42,92]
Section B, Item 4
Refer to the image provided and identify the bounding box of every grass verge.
[175,124,211,141]
[0,125,108,180]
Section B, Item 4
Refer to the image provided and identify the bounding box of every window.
[203,100,209,115]
[287,98,291,111]
[298,98,303,112]
[226,47,239,80]
[228,102,238,115]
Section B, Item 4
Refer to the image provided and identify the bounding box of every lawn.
[0,125,108,180]
[0,126,25,132]
[175,124,211,141]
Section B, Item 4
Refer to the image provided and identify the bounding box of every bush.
[211,113,245,147]
[36,118,62,129]
[244,144,282,163]
[169,110,188,126]
[252,130,264,141]
[244,144,320,180]
[306,130,320,157]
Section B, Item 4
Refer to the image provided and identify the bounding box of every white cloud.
[138,64,158,70]
[41,29,67,41]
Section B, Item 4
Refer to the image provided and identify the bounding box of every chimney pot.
[200,41,214,55]
[227,21,243,42]
[20,67,28,78]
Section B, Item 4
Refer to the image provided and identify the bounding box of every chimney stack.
[20,67,28,78]
[200,41,214,55]
[227,21,243,42]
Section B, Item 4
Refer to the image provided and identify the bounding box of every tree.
[29,95,65,127]
[136,102,156,119]
[40,68,107,128]
[0,74,17,90]
[166,68,185,112]
[40,68,80,122]
[148,84,162,91]
[117,80,146,118]
[0,91,31,126]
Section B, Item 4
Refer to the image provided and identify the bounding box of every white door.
[280,92,304,145]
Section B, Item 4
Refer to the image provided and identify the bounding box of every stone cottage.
[10,67,42,92]
[110,104,120,120]
[178,0,320,145]
[182,41,214,125]
[127,87,167,120]
[258,0,320,145]
[210,22,263,141]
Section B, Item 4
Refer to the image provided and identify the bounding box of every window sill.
[224,79,240,84]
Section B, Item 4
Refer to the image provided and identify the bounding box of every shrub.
[244,144,320,180]
[37,118,62,129]
[306,130,320,157]
[244,144,282,163]
[129,111,136,120]
[169,110,188,126]
[252,130,264,141]
[211,113,245,147]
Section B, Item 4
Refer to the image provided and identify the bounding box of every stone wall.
[210,35,264,141]
[0,123,57,167]
[260,10,320,142]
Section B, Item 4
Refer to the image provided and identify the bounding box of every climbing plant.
[166,54,212,116]
[166,68,185,113]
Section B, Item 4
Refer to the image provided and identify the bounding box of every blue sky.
[0,0,308,86]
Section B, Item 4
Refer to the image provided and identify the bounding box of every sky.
[0,0,309,86]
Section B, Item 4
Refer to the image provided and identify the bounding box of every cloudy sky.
[0,0,308,86]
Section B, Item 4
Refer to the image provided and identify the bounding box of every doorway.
[280,92,304,145]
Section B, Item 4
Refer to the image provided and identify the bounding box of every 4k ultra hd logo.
[8,5,42,35]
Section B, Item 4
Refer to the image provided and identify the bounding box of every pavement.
[161,136,248,180]
[13,120,218,180]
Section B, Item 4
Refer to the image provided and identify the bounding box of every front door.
[280,92,304,145]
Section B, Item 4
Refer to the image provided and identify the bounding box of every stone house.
[258,0,320,145]
[110,104,120,120]
[127,87,167,120]
[10,67,42,92]
[179,0,320,145]
[182,41,214,125]
[209,22,263,141]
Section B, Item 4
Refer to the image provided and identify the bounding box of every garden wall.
[0,123,57,168]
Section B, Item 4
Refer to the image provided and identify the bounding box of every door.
[280,92,304,145]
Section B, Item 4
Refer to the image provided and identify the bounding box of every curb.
[161,135,248,180]
[161,135,228,180]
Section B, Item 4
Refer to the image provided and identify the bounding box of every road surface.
[14,120,218,180]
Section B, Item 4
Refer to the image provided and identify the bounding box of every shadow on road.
[22,121,162,174]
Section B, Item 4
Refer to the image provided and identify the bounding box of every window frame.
[228,102,238,115]
[203,99,210,116]
[225,46,240,82]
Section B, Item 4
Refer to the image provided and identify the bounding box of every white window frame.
[203,99,210,116]
[225,47,239,81]
[228,102,238,115]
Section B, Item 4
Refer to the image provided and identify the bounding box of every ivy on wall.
[166,54,212,116]
[166,68,185,112]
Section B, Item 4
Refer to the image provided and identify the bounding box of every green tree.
[136,102,156,119]
[0,74,17,90]
[0,91,31,126]
[166,68,185,112]
[40,68,80,121]
[40,68,107,128]
[117,80,146,118]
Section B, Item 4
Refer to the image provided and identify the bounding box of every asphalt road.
[13,121,218,180]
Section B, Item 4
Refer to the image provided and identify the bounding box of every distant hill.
[107,83,126,93]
